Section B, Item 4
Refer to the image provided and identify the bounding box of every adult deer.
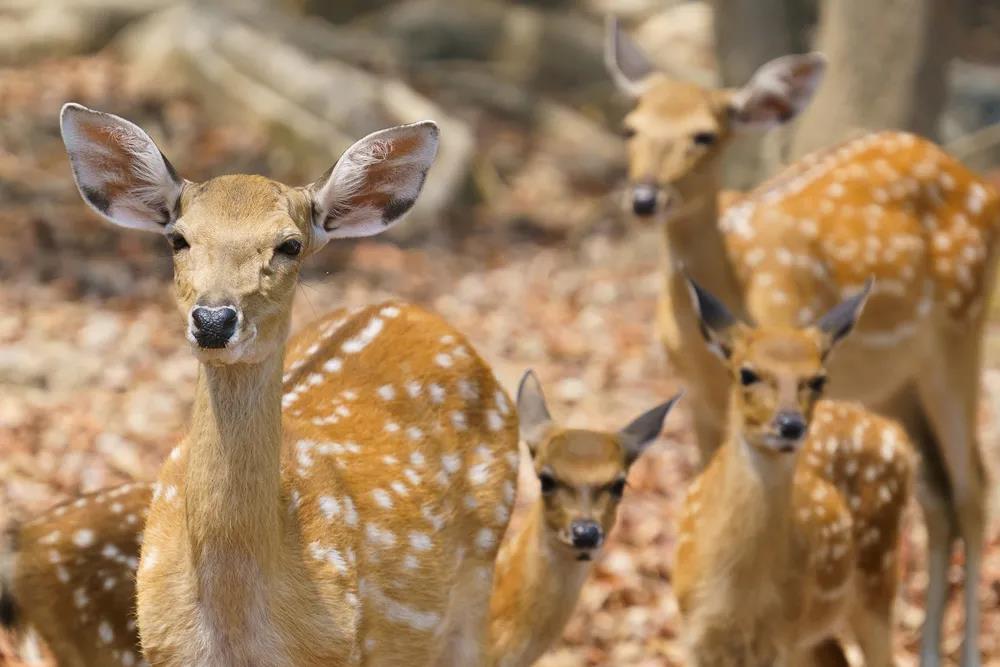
[55,103,520,666]
[488,371,680,667]
[607,18,999,665]
[676,278,913,666]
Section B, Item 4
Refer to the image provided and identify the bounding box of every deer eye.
[622,125,636,139]
[739,368,760,386]
[806,375,827,393]
[538,472,556,495]
[693,131,717,146]
[276,239,303,257]
[166,232,189,252]
[609,479,627,498]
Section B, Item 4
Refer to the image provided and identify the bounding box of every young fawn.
[48,104,521,666]
[608,18,998,663]
[674,278,914,666]
[488,371,680,667]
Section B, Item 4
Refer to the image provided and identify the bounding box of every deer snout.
[774,411,807,443]
[570,519,603,550]
[631,184,659,217]
[190,305,239,349]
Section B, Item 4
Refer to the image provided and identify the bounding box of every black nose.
[190,306,238,349]
[570,520,603,549]
[775,412,806,440]
[631,186,658,216]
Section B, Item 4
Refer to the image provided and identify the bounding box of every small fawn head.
[605,17,825,218]
[688,278,871,456]
[60,104,438,364]
[516,371,681,560]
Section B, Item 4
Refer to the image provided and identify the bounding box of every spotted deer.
[674,278,913,666]
[52,103,521,666]
[487,371,680,667]
[607,18,999,664]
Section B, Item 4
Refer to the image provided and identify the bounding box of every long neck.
[185,351,285,575]
[662,165,749,323]
[491,502,593,661]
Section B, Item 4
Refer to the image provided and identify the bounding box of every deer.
[674,277,914,666]
[606,17,1000,665]
[52,103,522,666]
[487,371,681,667]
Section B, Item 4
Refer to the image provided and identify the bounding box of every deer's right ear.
[517,370,554,456]
[60,103,183,233]
[309,121,438,244]
[605,15,656,97]
[727,53,826,130]
[686,276,740,359]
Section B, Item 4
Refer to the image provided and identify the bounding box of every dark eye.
[693,131,717,146]
[739,368,760,386]
[276,239,303,257]
[806,375,827,393]
[538,473,556,495]
[622,126,636,139]
[166,232,189,252]
[609,479,626,498]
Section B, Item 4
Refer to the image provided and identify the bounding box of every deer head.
[605,16,825,218]
[60,104,438,365]
[688,277,871,456]
[516,371,680,561]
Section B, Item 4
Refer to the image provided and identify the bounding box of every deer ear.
[309,121,438,243]
[816,278,873,358]
[60,103,184,233]
[516,370,554,456]
[727,52,826,130]
[605,15,657,97]
[619,392,682,467]
[686,276,741,359]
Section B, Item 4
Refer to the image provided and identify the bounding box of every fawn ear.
[60,103,184,233]
[686,276,741,359]
[605,15,657,97]
[816,278,873,358]
[517,370,554,456]
[726,53,826,130]
[309,121,439,242]
[619,392,682,467]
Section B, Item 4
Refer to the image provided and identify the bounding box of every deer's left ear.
[516,370,554,457]
[816,278,874,359]
[620,393,682,467]
[605,15,657,97]
[309,121,439,242]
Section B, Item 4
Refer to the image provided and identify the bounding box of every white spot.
[343,497,358,527]
[503,480,515,505]
[373,489,393,509]
[101,544,120,560]
[365,523,397,548]
[410,452,426,467]
[319,495,341,520]
[385,421,400,433]
[406,381,422,398]
[56,566,70,583]
[381,305,401,318]
[450,411,467,431]
[468,462,490,486]
[409,532,432,551]
[404,468,422,486]
[406,427,424,442]
[458,379,478,401]
[73,587,89,608]
[164,485,177,502]
[391,481,409,497]
[110,502,124,514]
[486,410,503,432]
[382,455,399,465]
[323,357,343,373]
[403,554,420,570]
[73,529,95,549]
[475,529,496,552]
[99,620,114,644]
[377,384,396,400]
[442,454,461,474]
[434,353,453,368]
[39,530,61,545]
[103,577,116,590]
[342,317,384,354]
[429,383,446,404]
[359,578,441,632]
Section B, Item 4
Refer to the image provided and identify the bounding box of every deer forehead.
[538,430,626,483]
[736,330,824,373]
[631,78,723,130]
[179,175,310,234]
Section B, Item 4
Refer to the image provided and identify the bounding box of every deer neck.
[661,166,748,324]
[184,350,286,591]
[492,501,592,659]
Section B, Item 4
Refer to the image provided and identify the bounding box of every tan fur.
[674,323,913,666]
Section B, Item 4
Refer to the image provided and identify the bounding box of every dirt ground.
[1,56,999,666]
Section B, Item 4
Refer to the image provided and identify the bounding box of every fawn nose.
[775,412,807,441]
[570,520,603,549]
[190,305,239,349]
[631,185,658,217]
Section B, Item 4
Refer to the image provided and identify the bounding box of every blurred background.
[1,0,999,664]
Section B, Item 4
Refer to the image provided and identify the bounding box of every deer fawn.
[607,18,999,664]
[674,277,914,666]
[55,103,521,666]
[487,371,680,667]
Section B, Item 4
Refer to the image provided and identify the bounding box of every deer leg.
[849,602,893,667]
[915,332,985,667]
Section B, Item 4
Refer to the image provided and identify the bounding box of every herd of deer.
[0,18,997,667]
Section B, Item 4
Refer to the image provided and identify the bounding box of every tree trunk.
[791,0,963,158]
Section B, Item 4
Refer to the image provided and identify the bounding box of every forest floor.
[1,56,999,666]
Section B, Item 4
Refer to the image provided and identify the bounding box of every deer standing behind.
[487,371,680,667]
[50,103,522,666]
[675,278,914,666]
[606,18,999,665]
